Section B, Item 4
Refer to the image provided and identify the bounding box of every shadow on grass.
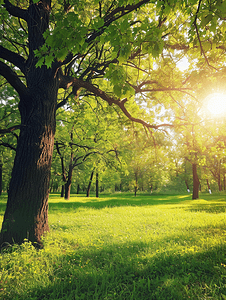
[17,239,226,300]
[1,193,225,215]
[186,197,226,214]
[48,193,192,212]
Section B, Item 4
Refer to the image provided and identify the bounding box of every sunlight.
[206,93,226,116]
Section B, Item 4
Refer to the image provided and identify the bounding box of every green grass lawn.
[0,192,226,299]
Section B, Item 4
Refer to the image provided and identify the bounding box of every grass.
[0,192,226,299]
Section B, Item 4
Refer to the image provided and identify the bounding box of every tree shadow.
[16,235,226,300]
[48,194,191,212]
[186,198,226,214]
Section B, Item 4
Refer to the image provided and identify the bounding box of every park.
[1,192,226,299]
[1,0,226,299]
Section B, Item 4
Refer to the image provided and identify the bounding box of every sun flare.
[206,93,226,116]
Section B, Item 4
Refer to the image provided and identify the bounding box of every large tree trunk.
[192,163,200,200]
[0,66,58,248]
[0,72,57,247]
[0,2,58,247]
[0,94,57,247]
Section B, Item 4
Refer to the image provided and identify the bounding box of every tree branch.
[3,0,28,21]
[0,125,21,135]
[60,76,175,129]
[0,142,16,151]
[86,0,151,44]
[193,0,217,70]
[72,151,98,168]
[0,61,27,97]
[0,46,27,74]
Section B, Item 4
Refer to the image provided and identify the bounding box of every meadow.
[0,192,226,299]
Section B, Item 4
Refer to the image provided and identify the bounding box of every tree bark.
[218,159,222,191]
[218,176,222,192]
[55,141,67,198]
[64,149,74,200]
[96,172,99,198]
[0,86,57,247]
[0,162,2,196]
[0,1,58,248]
[192,163,200,200]
[76,184,80,194]
[86,169,94,197]
[185,179,190,191]
[61,184,65,198]
[134,171,138,197]
[65,163,73,200]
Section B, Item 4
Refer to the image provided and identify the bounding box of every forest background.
[0,0,226,247]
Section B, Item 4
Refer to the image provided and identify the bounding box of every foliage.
[1,0,226,245]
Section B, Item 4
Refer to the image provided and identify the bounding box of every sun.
[206,93,226,116]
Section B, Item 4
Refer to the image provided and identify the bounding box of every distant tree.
[1,0,225,247]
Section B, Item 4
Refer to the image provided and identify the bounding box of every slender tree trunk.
[0,162,2,196]
[134,171,138,196]
[56,141,67,198]
[218,176,222,191]
[65,159,73,200]
[86,169,95,197]
[64,180,72,200]
[192,163,200,200]
[96,172,99,198]
[61,184,65,198]
[76,184,80,194]
[206,179,212,194]
[206,179,210,190]
[218,160,222,191]
[185,179,190,192]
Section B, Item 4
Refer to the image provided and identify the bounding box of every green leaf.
[113,85,122,98]
[35,57,44,68]
[56,48,69,61]
[45,54,54,68]
[200,14,213,27]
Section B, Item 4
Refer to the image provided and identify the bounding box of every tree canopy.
[0,0,226,247]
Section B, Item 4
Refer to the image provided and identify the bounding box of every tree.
[1,0,225,247]
[1,0,175,247]
[54,97,122,199]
